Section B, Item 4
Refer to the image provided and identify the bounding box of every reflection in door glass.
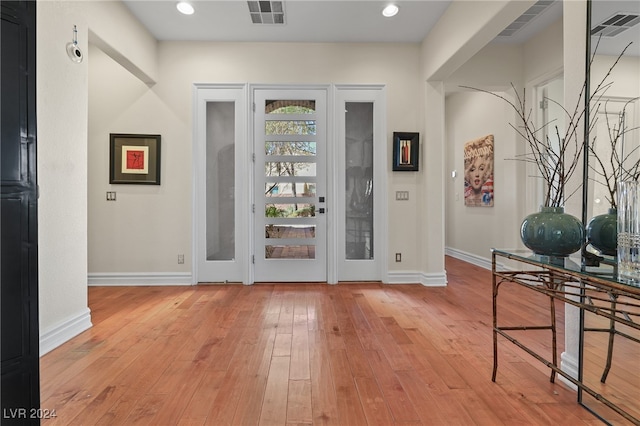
[262,99,319,262]
[265,182,316,197]
[265,100,315,114]
[265,162,316,178]
[265,203,315,218]
[265,120,316,135]
[265,225,316,239]
[266,245,316,259]
[265,141,316,156]
[206,101,235,261]
[345,102,374,259]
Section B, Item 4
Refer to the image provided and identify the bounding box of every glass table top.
[491,248,640,290]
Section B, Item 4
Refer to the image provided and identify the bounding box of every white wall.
[86,1,158,85]
[417,1,535,280]
[523,18,564,83]
[444,91,523,264]
[88,45,192,276]
[591,55,640,97]
[37,1,91,354]
[87,41,424,277]
[37,0,159,352]
[442,17,565,264]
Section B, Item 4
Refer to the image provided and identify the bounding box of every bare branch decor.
[588,97,640,210]
[460,41,632,208]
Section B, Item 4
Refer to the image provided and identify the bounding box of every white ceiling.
[590,0,640,57]
[122,1,452,43]
[121,1,636,56]
[121,0,566,44]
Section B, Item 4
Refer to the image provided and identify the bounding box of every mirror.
[581,0,640,423]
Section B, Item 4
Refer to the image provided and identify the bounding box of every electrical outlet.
[395,253,401,262]
[178,254,185,264]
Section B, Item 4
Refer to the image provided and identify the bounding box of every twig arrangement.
[459,82,585,207]
[588,98,640,209]
[460,40,634,209]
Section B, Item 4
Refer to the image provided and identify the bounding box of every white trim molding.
[387,270,447,286]
[88,272,193,286]
[39,308,92,356]
[445,247,493,271]
[560,351,579,391]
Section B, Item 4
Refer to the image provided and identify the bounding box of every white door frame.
[192,83,250,284]
[334,85,388,282]
[251,85,330,282]
[193,83,388,284]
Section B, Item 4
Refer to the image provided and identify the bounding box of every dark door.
[1,1,40,423]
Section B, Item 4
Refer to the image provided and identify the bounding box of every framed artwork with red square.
[109,133,161,185]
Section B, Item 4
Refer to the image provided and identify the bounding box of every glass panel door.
[254,89,327,281]
[335,87,387,281]
[345,102,374,260]
[207,102,235,261]
[194,84,248,283]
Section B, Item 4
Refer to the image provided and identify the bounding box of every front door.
[1,1,40,421]
[253,89,327,282]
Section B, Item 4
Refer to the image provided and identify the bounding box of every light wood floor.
[41,257,620,425]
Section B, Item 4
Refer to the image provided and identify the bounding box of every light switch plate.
[395,191,409,201]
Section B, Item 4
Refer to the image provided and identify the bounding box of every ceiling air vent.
[592,12,640,38]
[498,0,555,37]
[247,1,285,25]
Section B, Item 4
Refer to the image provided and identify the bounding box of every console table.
[491,249,640,425]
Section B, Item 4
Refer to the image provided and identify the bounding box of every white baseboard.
[40,308,92,356]
[560,351,579,391]
[88,272,193,286]
[387,271,447,287]
[445,247,493,270]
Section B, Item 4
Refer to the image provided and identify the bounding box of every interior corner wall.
[522,17,564,83]
[37,1,91,354]
[37,0,160,353]
[444,43,524,91]
[442,18,563,266]
[444,91,523,263]
[87,44,193,280]
[85,0,158,85]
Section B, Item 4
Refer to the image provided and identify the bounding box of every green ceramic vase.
[586,208,617,256]
[520,206,584,257]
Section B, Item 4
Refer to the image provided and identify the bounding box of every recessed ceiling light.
[176,2,195,15]
[382,4,399,18]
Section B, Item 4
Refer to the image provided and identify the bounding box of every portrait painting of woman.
[464,135,494,207]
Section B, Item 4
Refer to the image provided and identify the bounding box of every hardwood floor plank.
[123,393,168,425]
[176,369,226,424]
[260,356,291,426]
[203,360,246,424]
[290,298,311,380]
[364,350,421,424]
[328,349,368,425]
[40,256,624,425]
[148,361,205,424]
[231,328,277,425]
[287,379,313,424]
[273,333,293,357]
[308,330,340,425]
[354,376,395,425]
[394,369,467,425]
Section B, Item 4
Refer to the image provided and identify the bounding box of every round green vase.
[520,206,585,257]
[586,208,617,256]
